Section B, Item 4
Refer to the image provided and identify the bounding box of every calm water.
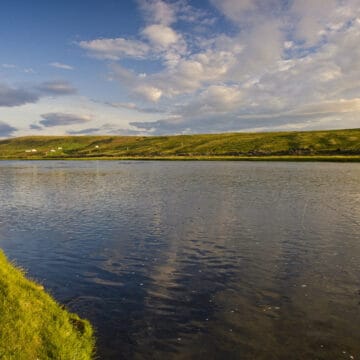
[0,161,359,359]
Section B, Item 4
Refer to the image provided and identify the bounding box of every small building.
[50,149,56,153]
[31,149,37,152]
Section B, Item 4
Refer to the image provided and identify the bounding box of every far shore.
[1,129,359,162]
[1,155,360,162]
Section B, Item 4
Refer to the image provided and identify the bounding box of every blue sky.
[1,0,359,137]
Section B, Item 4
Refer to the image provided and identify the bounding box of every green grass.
[0,128,359,161]
[0,250,95,359]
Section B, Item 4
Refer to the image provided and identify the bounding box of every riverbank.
[1,155,360,162]
[0,250,94,359]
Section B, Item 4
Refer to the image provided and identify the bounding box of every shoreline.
[1,155,360,162]
[0,250,95,359]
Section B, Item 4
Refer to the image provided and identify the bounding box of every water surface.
[0,161,359,359]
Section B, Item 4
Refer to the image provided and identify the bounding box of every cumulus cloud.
[180,85,243,117]
[49,62,74,70]
[0,121,17,137]
[110,64,138,86]
[79,0,360,134]
[134,85,163,102]
[142,24,180,47]
[79,0,187,67]
[138,0,176,25]
[79,27,184,65]
[290,0,339,46]
[39,113,92,127]
[209,0,256,23]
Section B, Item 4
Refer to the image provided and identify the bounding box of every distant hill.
[0,129,359,160]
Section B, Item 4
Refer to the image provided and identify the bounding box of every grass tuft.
[0,250,95,359]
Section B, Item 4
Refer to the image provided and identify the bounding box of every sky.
[1,0,360,138]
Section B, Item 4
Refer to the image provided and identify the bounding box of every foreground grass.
[0,128,359,161]
[0,250,95,359]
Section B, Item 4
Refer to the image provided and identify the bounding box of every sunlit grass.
[0,250,95,359]
[0,128,359,161]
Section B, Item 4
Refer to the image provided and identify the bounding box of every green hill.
[0,129,359,161]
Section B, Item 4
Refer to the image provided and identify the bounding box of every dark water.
[0,161,359,360]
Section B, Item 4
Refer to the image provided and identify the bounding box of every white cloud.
[79,37,150,60]
[138,0,213,26]
[37,81,77,95]
[1,63,16,69]
[1,64,36,74]
[49,62,74,70]
[209,0,256,23]
[110,64,138,86]
[142,24,180,47]
[77,0,360,134]
[134,85,163,102]
[179,85,243,117]
[138,0,176,25]
[23,68,35,74]
[291,0,337,46]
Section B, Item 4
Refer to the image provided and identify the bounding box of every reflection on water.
[0,161,359,359]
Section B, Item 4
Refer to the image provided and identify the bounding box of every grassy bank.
[0,250,94,359]
[0,128,359,161]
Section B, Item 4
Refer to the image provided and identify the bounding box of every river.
[0,161,359,359]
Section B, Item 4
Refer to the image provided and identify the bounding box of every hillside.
[0,129,359,160]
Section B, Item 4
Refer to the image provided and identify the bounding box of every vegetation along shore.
[0,250,95,359]
[0,128,359,161]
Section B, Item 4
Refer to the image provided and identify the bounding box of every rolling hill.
[0,128,359,161]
